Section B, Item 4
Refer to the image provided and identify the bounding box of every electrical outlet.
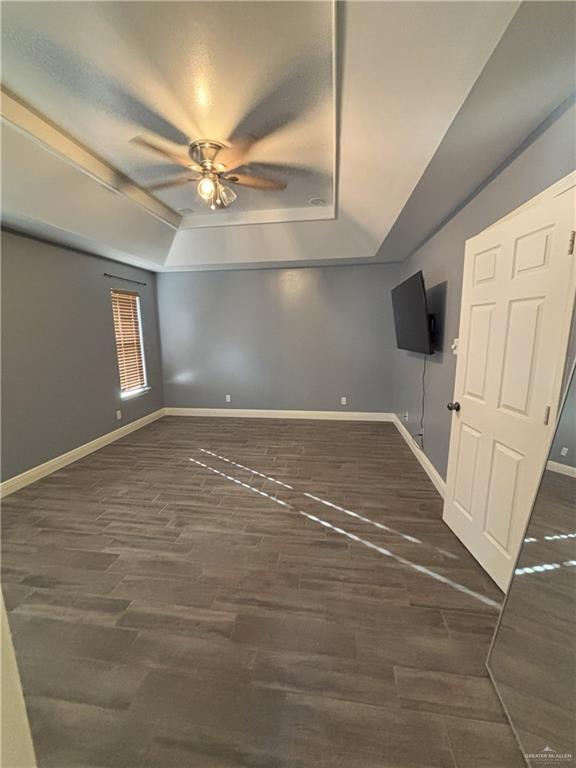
[340,396,348,406]
[225,394,231,403]
[560,447,569,457]
[115,409,122,421]
[411,433,423,449]
[404,411,409,422]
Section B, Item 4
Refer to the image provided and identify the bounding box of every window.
[110,290,148,397]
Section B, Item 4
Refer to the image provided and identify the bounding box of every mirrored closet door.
[488,358,575,766]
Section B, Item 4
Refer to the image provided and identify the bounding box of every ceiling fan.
[132,135,287,210]
[8,32,329,213]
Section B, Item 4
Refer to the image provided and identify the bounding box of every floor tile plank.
[1,416,514,767]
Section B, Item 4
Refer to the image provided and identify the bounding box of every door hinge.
[569,231,575,256]
[544,405,551,426]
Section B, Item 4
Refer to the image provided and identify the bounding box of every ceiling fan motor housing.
[189,139,227,171]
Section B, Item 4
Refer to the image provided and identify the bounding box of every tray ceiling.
[1,1,520,270]
[1,0,335,227]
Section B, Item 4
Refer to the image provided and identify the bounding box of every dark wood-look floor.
[489,470,576,762]
[1,417,523,768]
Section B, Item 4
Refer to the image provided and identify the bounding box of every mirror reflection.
[488,361,576,765]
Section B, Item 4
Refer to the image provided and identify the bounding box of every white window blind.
[110,290,147,395]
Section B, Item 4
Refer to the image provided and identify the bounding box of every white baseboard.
[547,460,576,479]
[164,407,395,422]
[0,407,446,500]
[392,414,446,499]
[0,409,165,498]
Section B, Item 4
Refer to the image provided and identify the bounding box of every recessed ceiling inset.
[1,1,521,269]
[1,1,336,228]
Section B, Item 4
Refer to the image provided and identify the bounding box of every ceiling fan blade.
[133,162,187,175]
[215,136,256,172]
[224,173,287,191]
[228,49,330,146]
[131,136,201,171]
[242,162,331,181]
[13,34,192,146]
[146,175,200,191]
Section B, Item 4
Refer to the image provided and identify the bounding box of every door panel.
[512,225,553,277]
[483,440,523,551]
[498,297,543,416]
[453,423,481,518]
[443,188,575,590]
[473,247,499,284]
[464,304,494,401]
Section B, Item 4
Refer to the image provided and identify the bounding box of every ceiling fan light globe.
[197,176,216,201]
[220,184,237,207]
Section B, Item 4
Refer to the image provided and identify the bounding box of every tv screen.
[391,271,433,354]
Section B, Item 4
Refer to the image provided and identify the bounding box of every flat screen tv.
[391,271,433,354]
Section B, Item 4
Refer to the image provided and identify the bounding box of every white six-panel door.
[443,187,576,591]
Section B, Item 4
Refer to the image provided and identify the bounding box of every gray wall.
[158,264,399,412]
[1,231,164,481]
[393,102,576,480]
[3,108,574,484]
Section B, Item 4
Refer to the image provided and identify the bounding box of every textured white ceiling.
[1,1,519,269]
[166,1,518,268]
[1,1,335,224]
